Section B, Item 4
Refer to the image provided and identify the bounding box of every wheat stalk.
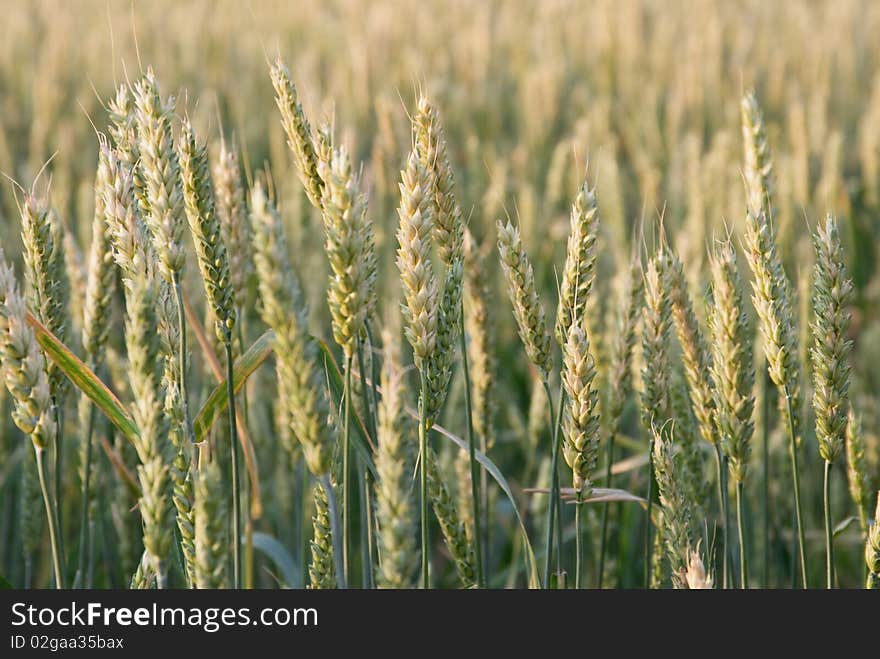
[103,150,175,588]
[179,116,242,587]
[707,240,754,588]
[669,251,716,446]
[0,247,61,587]
[810,214,853,588]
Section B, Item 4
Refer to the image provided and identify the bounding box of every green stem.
[459,304,484,588]
[713,443,729,588]
[361,469,375,589]
[823,460,833,589]
[541,380,564,588]
[355,338,377,589]
[225,340,241,588]
[75,403,97,588]
[761,370,770,587]
[355,338,376,439]
[155,561,166,589]
[172,275,195,444]
[575,500,583,588]
[299,458,309,588]
[237,311,254,590]
[342,354,353,587]
[52,402,64,569]
[479,423,490,580]
[35,445,63,589]
[418,367,430,588]
[783,389,808,588]
[645,436,654,589]
[736,480,748,589]
[364,324,381,440]
[596,432,616,588]
[244,476,253,589]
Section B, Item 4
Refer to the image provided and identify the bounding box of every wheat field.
[0,0,878,590]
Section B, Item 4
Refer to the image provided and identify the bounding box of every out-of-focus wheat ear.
[555,179,600,346]
[708,241,755,482]
[250,180,333,478]
[741,91,775,221]
[811,214,853,465]
[374,329,416,588]
[194,462,229,588]
[668,250,716,447]
[270,59,324,210]
[425,446,477,588]
[212,138,253,312]
[62,225,86,349]
[597,251,643,587]
[684,543,714,589]
[497,219,553,381]
[652,422,694,589]
[132,69,186,283]
[309,481,336,589]
[846,408,871,535]
[639,246,673,588]
[669,370,707,511]
[464,229,497,451]
[178,118,236,344]
[75,147,118,587]
[867,493,880,589]
[640,247,673,430]
[396,149,440,369]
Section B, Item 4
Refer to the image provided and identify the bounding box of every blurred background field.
[1,0,878,588]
